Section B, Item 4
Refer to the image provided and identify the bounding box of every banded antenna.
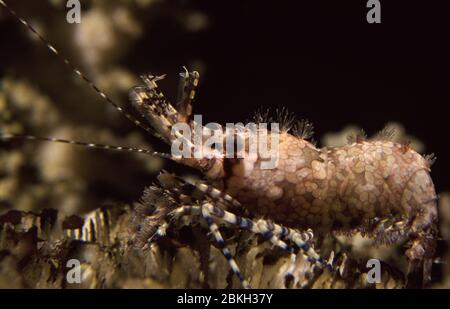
[0,0,169,157]
[0,133,174,160]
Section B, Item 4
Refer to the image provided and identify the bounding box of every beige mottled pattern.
[222,132,437,240]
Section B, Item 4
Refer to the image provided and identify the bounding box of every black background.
[0,289,448,306]
[1,0,449,193]
[127,0,450,192]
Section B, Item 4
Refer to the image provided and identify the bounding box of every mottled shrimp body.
[219,133,438,283]
[224,134,437,235]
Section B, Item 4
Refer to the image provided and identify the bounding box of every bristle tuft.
[424,153,436,167]
[293,119,314,140]
[374,126,396,141]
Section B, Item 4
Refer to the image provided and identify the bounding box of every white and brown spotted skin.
[203,131,438,284]
[219,133,437,234]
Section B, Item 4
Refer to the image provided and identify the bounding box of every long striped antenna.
[0,0,156,137]
[0,133,175,160]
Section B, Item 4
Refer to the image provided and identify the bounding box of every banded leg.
[169,205,304,254]
[208,205,335,287]
[252,218,325,288]
[187,179,245,210]
[200,203,251,288]
[170,204,317,257]
[170,204,322,288]
[158,173,244,211]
